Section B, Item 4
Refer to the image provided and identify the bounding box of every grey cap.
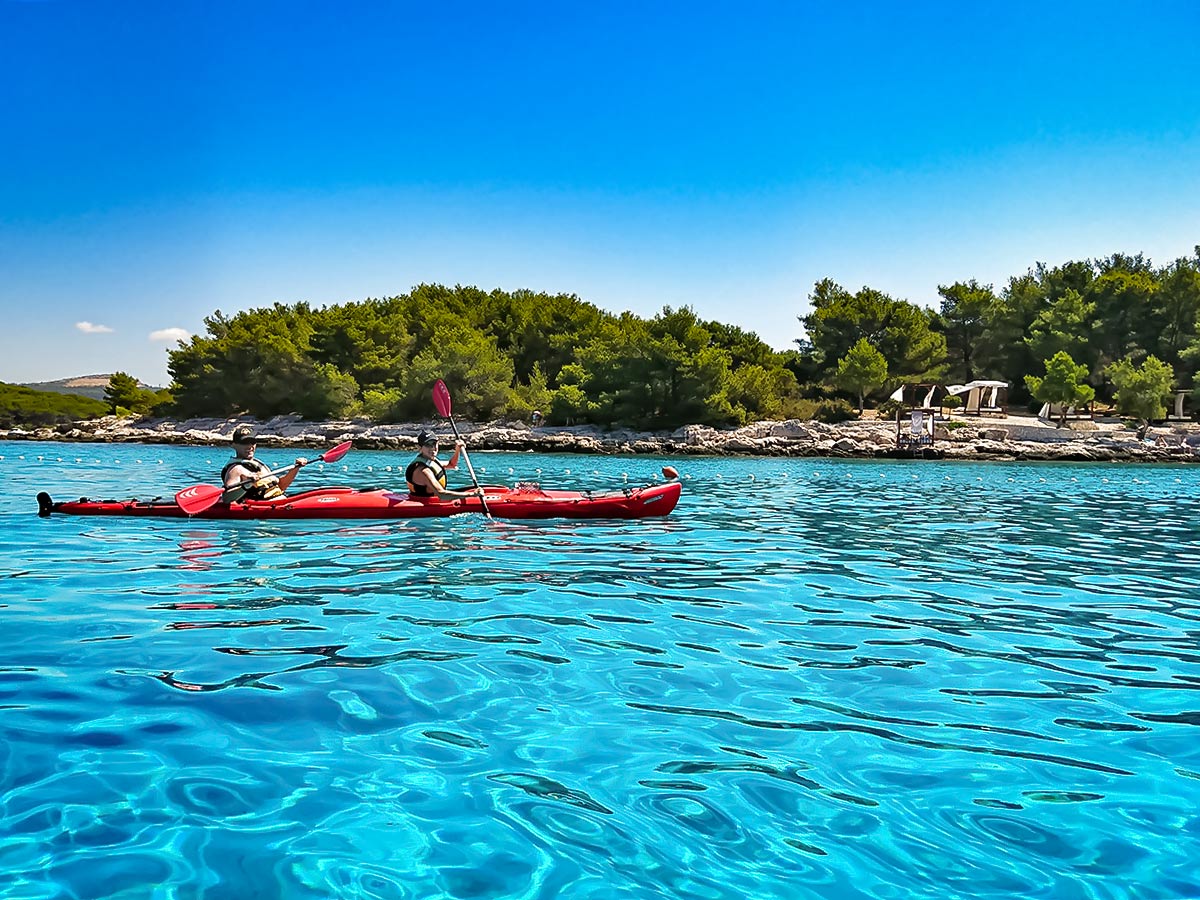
[232,425,258,444]
[417,430,438,447]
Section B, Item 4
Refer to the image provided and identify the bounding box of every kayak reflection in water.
[221,425,308,503]
[405,430,485,500]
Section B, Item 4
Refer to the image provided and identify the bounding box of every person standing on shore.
[406,430,484,500]
[221,426,308,503]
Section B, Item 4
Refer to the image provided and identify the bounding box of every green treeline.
[166,285,811,427]
[154,249,1200,427]
[925,251,1200,395]
[802,248,1200,429]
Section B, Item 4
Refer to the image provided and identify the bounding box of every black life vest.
[405,455,447,497]
[221,457,283,501]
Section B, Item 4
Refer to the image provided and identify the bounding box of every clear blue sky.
[2,0,1198,386]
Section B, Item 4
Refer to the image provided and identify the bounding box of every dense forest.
[12,249,1199,430]
[163,285,814,428]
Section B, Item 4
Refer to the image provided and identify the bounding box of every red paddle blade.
[432,379,452,418]
[321,440,353,464]
[175,483,224,516]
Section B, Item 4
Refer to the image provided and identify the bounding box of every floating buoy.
[662,466,680,481]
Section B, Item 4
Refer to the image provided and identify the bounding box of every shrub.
[780,398,821,421]
[875,398,902,419]
[360,388,403,422]
[813,398,857,423]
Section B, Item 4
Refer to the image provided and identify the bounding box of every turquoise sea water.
[2,440,1199,899]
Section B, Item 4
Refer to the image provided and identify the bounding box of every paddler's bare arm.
[276,457,308,491]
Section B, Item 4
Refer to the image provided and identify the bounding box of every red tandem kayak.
[36,480,682,521]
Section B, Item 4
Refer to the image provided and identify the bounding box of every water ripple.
[3,445,1200,897]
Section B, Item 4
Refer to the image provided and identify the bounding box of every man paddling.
[405,430,484,500]
[222,426,308,503]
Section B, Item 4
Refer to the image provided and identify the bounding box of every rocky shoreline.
[3,413,1200,464]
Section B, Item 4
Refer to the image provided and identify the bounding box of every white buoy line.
[8,452,1194,496]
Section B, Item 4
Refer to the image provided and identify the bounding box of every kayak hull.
[37,482,682,520]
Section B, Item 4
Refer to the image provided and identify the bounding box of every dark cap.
[232,425,258,444]
[417,430,438,447]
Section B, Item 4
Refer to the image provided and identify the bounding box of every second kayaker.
[406,430,484,500]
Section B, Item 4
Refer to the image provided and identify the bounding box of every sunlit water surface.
[2,441,1199,899]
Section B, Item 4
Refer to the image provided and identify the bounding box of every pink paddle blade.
[321,440,353,464]
[433,379,452,418]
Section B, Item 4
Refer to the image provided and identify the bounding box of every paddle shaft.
[227,457,311,493]
[229,440,350,492]
[444,415,491,518]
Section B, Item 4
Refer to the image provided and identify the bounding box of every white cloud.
[76,321,114,334]
[149,327,190,342]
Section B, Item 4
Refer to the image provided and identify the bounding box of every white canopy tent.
[944,380,1008,415]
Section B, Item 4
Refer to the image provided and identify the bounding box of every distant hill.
[20,374,164,402]
[0,381,110,425]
